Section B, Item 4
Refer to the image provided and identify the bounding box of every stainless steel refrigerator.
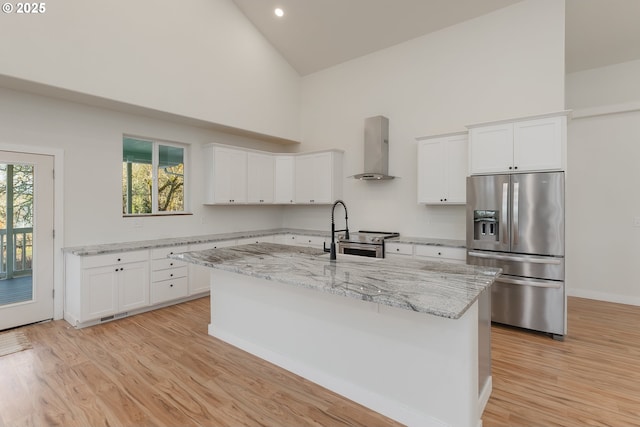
[466,172,565,339]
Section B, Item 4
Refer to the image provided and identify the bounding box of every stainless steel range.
[337,230,400,258]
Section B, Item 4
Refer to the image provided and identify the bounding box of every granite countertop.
[170,242,500,319]
[63,228,466,256]
[389,236,466,248]
[63,228,330,256]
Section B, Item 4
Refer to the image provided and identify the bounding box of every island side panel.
[208,269,480,427]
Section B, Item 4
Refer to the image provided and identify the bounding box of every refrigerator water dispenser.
[473,210,499,241]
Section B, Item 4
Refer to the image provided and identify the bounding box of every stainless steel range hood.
[352,115,395,180]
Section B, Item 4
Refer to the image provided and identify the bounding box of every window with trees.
[122,137,188,215]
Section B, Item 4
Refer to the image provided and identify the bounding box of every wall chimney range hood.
[352,115,395,180]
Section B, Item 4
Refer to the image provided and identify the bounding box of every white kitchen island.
[172,243,500,427]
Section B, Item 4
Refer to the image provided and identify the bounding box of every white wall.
[0,0,301,141]
[0,87,290,248]
[566,60,640,305]
[566,59,640,110]
[286,0,566,238]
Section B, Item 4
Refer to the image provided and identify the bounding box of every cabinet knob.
[120,268,124,271]
[170,284,174,287]
[514,166,518,170]
[170,263,173,266]
[396,248,400,252]
[115,268,119,272]
[438,252,442,256]
[170,274,173,277]
[117,258,121,262]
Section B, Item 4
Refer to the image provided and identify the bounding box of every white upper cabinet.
[204,144,342,205]
[513,116,564,172]
[294,151,343,204]
[274,156,295,204]
[204,145,247,204]
[417,133,468,205]
[468,113,566,175]
[247,152,274,204]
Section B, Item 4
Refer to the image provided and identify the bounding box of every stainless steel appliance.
[466,172,565,339]
[351,116,396,180]
[338,231,400,258]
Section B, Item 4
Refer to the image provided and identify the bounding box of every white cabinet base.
[63,293,207,329]
[209,269,484,427]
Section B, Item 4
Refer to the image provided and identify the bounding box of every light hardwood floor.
[1,296,640,426]
[483,297,640,426]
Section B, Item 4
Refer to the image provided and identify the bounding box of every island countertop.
[170,242,500,319]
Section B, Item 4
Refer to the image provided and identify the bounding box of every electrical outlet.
[634,216,640,227]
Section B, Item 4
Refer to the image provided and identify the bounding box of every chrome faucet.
[329,199,349,260]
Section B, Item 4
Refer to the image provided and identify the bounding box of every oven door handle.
[468,251,562,265]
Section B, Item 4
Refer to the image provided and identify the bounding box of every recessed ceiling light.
[274,8,284,17]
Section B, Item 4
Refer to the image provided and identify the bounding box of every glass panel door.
[0,152,54,331]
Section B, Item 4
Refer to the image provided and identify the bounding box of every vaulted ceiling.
[231,0,640,76]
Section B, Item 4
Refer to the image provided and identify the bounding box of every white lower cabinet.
[414,245,466,264]
[385,242,413,258]
[188,240,236,294]
[236,235,275,245]
[150,247,189,305]
[292,235,329,249]
[65,250,150,325]
[386,242,465,264]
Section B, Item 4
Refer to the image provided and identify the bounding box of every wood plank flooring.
[483,297,640,426]
[2,296,640,426]
[0,297,402,427]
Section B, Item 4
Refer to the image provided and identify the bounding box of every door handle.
[501,182,508,245]
[498,276,562,289]
[512,182,519,245]
[468,251,562,265]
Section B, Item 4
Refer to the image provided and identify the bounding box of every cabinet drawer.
[236,236,274,245]
[82,250,148,269]
[151,265,188,283]
[150,277,188,305]
[414,245,466,261]
[151,246,188,260]
[294,235,327,248]
[190,240,236,251]
[385,243,413,256]
[151,258,186,271]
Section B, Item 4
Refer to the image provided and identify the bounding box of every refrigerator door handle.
[512,182,519,245]
[501,182,509,245]
[468,251,563,265]
[498,276,563,289]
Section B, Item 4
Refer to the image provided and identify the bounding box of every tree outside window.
[122,137,187,215]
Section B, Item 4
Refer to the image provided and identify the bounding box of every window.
[122,137,188,215]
